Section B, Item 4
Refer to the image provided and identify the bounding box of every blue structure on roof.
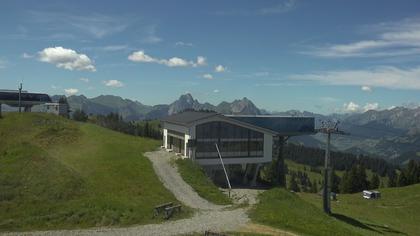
[227,115,315,136]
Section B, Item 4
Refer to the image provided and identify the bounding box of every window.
[195,121,264,159]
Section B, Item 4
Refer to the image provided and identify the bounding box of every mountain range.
[55,93,262,121]
[54,93,420,163]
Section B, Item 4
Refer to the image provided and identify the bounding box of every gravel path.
[145,150,224,210]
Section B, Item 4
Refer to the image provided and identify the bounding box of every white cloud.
[361,85,372,92]
[64,88,78,95]
[38,47,96,71]
[203,74,213,80]
[213,89,219,93]
[215,65,226,72]
[306,17,420,58]
[27,11,129,39]
[343,101,379,113]
[166,57,190,67]
[141,25,162,44]
[128,51,206,68]
[0,59,6,69]
[175,41,193,47]
[290,65,420,90]
[258,0,297,15]
[343,102,360,113]
[103,45,128,51]
[128,51,156,63]
[103,79,124,87]
[364,102,379,111]
[80,77,89,83]
[22,53,34,59]
[195,56,207,67]
[215,0,296,16]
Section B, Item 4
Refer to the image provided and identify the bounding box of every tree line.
[283,143,397,177]
[71,109,162,140]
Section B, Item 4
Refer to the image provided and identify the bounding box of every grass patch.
[0,113,190,231]
[251,185,420,235]
[300,184,420,235]
[249,188,358,236]
[175,158,232,205]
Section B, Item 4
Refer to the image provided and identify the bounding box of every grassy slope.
[300,184,420,236]
[251,185,420,236]
[0,113,187,231]
[175,159,232,205]
[250,188,357,236]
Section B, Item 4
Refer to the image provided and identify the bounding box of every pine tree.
[331,169,341,193]
[357,164,369,191]
[370,173,380,189]
[406,160,419,185]
[339,170,350,193]
[72,109,88,122]
[398,171,408,187]
[388,171,397,187]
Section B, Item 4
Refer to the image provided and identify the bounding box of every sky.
[1,0,420,114]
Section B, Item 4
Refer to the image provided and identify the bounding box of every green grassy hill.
[0,113,186,231]
[251,184,420,235]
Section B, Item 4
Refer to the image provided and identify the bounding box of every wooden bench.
[204,231,226,236]
[164,204,181,220]
[153,202,173,218]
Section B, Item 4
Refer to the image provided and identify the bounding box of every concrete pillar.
[184,134,190,157]
[251,164,262,187]
[163,129,168,149]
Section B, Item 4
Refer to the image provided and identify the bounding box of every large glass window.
[195,121,264,159]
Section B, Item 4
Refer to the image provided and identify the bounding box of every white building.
[43,102,69,117]
[161,111,314,184]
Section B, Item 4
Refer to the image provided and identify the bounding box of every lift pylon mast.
[316,120,349,214]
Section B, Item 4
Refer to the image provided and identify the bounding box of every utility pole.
[317,120,349,214]
[18,83,22,113]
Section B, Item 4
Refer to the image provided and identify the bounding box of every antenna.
[18,82,22,113]
[316,120,349,214]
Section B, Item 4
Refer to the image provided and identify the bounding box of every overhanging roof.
[0,91,51,106]
[161,111,315,136]
[161,111,219,126]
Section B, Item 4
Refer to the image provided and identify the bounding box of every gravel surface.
[2,209,248,236]
[145,150,224,210]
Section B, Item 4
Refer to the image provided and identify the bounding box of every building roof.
[0,91,51,106]
[161,111,219,125]
[162,111,315,136]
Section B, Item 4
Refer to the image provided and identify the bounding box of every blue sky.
[1,0,420,114]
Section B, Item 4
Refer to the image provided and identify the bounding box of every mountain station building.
[161,111,315,185]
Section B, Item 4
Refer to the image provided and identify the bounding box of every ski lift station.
[0,89,68,116]
[161,111,315,184]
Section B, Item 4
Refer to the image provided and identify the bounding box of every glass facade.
[195,121,264,159]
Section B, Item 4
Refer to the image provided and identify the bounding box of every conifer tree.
[370,173,380,189]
